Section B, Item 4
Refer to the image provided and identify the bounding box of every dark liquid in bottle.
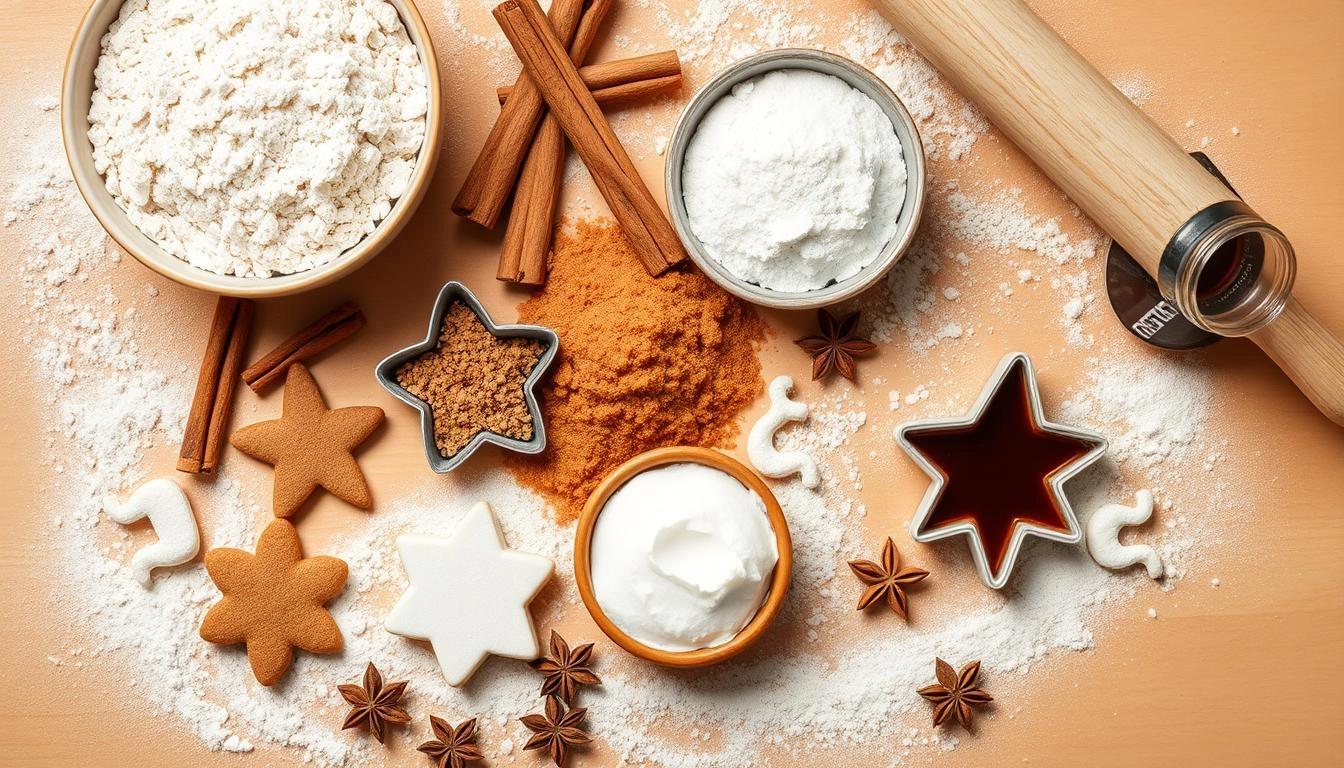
[903,360,1100,575]
[1196,235,1247,301]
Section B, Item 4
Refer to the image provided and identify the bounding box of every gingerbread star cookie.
[231,363,384,518]
[200,518,347,686]
[385,502,554,686]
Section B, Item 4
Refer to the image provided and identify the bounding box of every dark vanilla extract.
[903,359,1099,574]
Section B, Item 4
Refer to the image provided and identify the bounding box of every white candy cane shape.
[1085,489,1163,579]
[103,478,200,587]
[747,375,820,489]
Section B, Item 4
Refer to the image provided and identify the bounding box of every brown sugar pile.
[507,220,767,521]
[396,302,546,457]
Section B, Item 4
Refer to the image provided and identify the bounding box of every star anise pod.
[417,716,484,768]
[794,308,877,382]
[847,537,929,619]
[917,658,994,732]
[530,630,602,704]
[338,662,411,744]
[521,695,591,766]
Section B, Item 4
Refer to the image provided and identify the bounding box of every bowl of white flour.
[665,49,925,309]
[61,0,441,297]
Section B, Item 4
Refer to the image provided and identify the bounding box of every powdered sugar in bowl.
[61,0,442,298]
[665,49,926,309]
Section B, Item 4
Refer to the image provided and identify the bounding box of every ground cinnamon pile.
[507,220,767,521]
[397,303,546,457]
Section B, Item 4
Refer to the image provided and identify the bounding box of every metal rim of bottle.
[1159,201,1297,337]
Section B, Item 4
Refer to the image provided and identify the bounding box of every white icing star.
[384,502,554,686]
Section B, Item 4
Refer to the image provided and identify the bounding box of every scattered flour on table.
[88,0,428,277]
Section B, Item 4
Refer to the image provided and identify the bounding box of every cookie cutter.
[894,352,1108,589]
[375,281,559,473]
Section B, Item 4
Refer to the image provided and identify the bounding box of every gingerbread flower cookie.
[231,363,384,518]
[199,518,347,686]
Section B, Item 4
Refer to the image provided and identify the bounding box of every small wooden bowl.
[574,447,792,667]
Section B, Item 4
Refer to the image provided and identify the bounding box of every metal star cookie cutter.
[894,352,1107,590]
[375,281,558,473]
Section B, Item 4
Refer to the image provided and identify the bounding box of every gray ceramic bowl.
[664,48,927,309]
[375,282,559,473]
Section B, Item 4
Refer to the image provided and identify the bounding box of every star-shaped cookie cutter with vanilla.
[895,352,1107,589]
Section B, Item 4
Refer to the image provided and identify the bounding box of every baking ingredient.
[682,68,906,292]
[494,0,616,288]
[338,662,411,744]
[102,478,199,587]
[847,537,929,619]
[747,375,819,488]
[508,220,766,522]
[199,519,347,686]
[1085,489,1163,579]
[178,297,254,474]
[898,355,1105,588]
[590,462,778,652]
[243,301,366,393]
[230,364,384,518]
[916,659,993,733]
[795,309,878,382]
[494,0,688,276]
[384,502,554,686]
[88,0,428,277]
[530,631,601,704]
[454,0,588,230]
[521,696,592,767]
[418,717,484,768]
[494,52,684,104]
[394,302,546,457]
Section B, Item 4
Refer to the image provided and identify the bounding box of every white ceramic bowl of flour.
[665,49,925,309]
[61,0,442,298]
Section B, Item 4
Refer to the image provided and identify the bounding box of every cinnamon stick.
[451,0,587,230]
[497,0,615,285]
[242,301,366,393]
[503,74,682,108]
[493,0,688,276]
[499,117,566,284]
[201,299,253,474]
[496,51,683,104]
[178,297,254,475]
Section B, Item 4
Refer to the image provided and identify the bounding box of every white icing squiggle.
[103,478,201,587]
[1085,489,1163,579]
[748,375,819,489]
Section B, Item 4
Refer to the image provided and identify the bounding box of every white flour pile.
[88,0,428,277]
[5,1,1248,764]
[682,69,907,292]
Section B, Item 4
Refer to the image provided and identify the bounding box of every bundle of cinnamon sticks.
[454,0,687,286]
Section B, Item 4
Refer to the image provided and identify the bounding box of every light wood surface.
[877,0,1344,426]
[2,0,1342,766]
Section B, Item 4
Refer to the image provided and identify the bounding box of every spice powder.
[508,220,767,522]
[395,303,546,457]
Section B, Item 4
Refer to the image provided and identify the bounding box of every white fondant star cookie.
[385,502,554,686]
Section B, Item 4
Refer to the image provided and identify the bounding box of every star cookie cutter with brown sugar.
[374,281,558,473]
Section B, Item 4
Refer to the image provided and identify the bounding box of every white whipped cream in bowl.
[575,448,792,666]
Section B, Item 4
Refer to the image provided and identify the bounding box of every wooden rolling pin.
[875,0,1344,426]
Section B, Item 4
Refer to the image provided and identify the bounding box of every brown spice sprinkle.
[507,220,766,522]
[396,302,546,457]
